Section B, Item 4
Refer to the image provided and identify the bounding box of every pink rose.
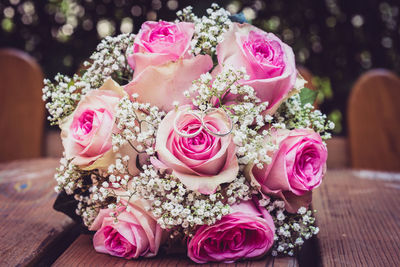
[89,200,163,259]
[187,200,275,263]
[124,21,213,112]
[246,129,327,212]
[60,79,126,169]
[154,106,239,194]
[216,23,297,113]
[127,21,194,71]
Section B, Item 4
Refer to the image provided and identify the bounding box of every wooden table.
[1,159,399,266]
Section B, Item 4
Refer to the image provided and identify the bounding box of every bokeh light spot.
[147,11,157,21]
[351,15,364,28]
[97,19,115,38]
[131,5,142,17]
[242,7,256,21]
[167,0,178,11]
[120,17,133,33]
[4,7,15,18]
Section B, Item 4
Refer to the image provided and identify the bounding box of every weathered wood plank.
[45,129,63,158]
[53,234,298,267]
[0,158,77,266]
[348,69,400,171]
[0,49,45,162]
[272,257,298,267]
[313,169,400,266]
[326,137,349,169]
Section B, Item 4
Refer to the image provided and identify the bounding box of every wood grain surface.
[53,234,298,267]
[348,69,400,171]
[0,49,45,162]
[0,158,77,266]
[313,169,400,267]
[6,158,399,267]
[44,129,63,158]
[325,137,350,169]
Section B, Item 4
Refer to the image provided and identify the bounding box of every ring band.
[173,108,233,138]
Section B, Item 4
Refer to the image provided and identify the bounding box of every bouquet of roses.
[43,4,333,263]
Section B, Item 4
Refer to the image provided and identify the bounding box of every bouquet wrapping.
[43,4,334,263]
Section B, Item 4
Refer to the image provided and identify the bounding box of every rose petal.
[124,55,213,112]
[173,141,239,194]
[187,200,275,263]
[155,105,239,194]
[216,23,297,113]
[91,200,164,259]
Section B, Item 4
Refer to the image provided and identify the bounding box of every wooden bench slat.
[313,170,400,266]
[53,234,298,266]
[0,158,77,266]
[0,49,45,162]
[325,137,350,169]
[348,69,400,171]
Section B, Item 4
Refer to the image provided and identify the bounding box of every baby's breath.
[112,96,165,154]
[103,164,254,236]
[185,66,274,166]
[83,33,135,89]
[54,156,116,226]
[43,33,135,125]
[274,92,335,139]
[42,74,87,125]
[265,200,319,256]
[177,4,232,57]
[54,156,86,194]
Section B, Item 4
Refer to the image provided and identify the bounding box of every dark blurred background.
[1,0,399,135]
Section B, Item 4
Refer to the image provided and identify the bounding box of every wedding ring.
[173,109,203,138]
[173,108,233,138]
[202,108,233,137]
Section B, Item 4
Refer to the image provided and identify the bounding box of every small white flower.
[298,207,307,215]
[295,237,304,245]
[277,212,286,221]
[313,227,320,235]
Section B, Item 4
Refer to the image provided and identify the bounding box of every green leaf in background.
[328,109,343,134]
[299,87,318,106]
[312,76,333,105]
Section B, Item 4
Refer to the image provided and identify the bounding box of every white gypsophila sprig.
[176,6,197,22]
[54,156,88,195]
[42,74,88,125]
[54,156,116,226]
[177,3,232,56]
[112,96,165,155]
[264,200,319,257]
[77,155,135,227]
[99,163,254,237]
[274,93,335,139]
[75,182,112,227]
[78,181,119,227]
[82,33,135,90]
[80,154,137,227]
[185,66,274,167]
[43,33,135,125]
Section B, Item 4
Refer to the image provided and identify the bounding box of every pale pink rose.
[246,128,327,213]
[60,79,125,169]
[216,23,297,113]
[127,21,194,71]
[89,200,163,259]
[154,106,239,194]
[187,200,275,263]
[124,21,213,112]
